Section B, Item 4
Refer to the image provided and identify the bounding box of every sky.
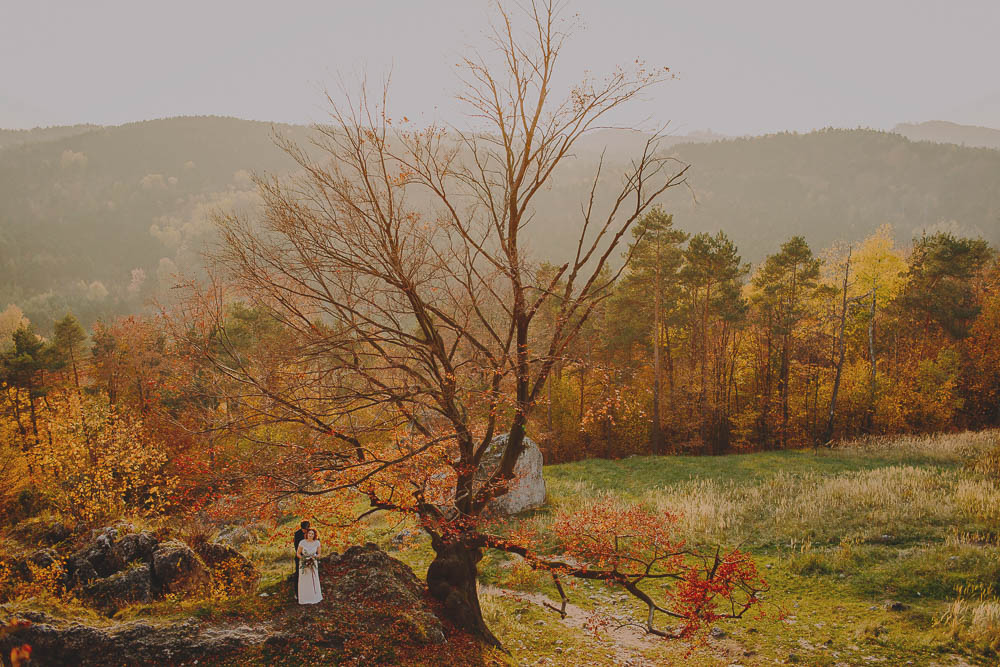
[3,0,1000,135]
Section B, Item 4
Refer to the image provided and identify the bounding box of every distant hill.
[0,124,100,150]
[1,117,998,331]
[0,116,311,328]
[894,120,1000,149]
[660,128,1000,262]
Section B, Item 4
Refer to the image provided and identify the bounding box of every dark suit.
[293,528,307,598]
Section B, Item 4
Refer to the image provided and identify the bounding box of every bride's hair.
[307,528,318,540]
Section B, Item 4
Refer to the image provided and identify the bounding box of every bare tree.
[199,0,706,646]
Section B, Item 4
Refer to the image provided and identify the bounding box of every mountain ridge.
[1,116,997,331]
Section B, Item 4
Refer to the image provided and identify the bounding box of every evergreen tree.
[613,207,687,453]
[899,232,993,340]
[680,231,747,453]
[52,313,88,390]
[751,236,821,447]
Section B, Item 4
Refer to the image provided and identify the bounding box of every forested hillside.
[0,124,98,150]
[0,117,310,327]
[895,120,1000,149]
[664,128,1000,261]
[2,117,999,331]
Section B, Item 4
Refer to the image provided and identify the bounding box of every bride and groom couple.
[293,520,323,604]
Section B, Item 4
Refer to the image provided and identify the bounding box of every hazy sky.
[3,0,999,134]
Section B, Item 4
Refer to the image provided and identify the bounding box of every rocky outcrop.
[151,540,210,595]
[3,527,259,616]
[9,517,69,547]
[0,612,275,667]
[321,542,446,645]
[2,544,449,665]
[111,532,158,566]
[27,548,59,569]
[475,433,547,515]
[214,524,253,548]
[74,528,125,578]
[65,555,99,589]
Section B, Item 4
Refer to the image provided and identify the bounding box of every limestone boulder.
[0,612,272,667]
[64,527,158,590]
[111,532,159,566]
[27,547,59,570]
[475,433,546,515]
[74,528,125,578]
[65,555,99,589]
[214,524,254,548]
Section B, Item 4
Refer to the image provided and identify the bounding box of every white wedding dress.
[297,539,323,605]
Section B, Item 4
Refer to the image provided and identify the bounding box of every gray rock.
[81,565,153,614]
[194,541,242,568]
[152,540,210,595]
[74,528,125,578]
[475,433,546,515]
[111,531,159,566]
[40,521,71,545]
[65,555,99,589]
[28,547,59,569]
[0,612,271,666]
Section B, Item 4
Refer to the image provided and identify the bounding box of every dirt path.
[482,585,665,666]
[483,586,756,666]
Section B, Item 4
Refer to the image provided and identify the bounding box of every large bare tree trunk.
[427,536,500,648]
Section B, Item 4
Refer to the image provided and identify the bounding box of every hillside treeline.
[665,128,1000,262]
[539,218,999,460]
[3,118,1000,333]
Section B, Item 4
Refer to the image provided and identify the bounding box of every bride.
[296,528,323,604]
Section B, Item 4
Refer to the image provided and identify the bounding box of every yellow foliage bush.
[0,421,29,512]
[208,557,259,599]
[0,559,69,604]
[28,395,176,525]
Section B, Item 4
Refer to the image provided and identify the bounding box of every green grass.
[545,448,922,494]
[474,429,1000,665]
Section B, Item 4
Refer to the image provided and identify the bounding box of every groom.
[293,520,310,600]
